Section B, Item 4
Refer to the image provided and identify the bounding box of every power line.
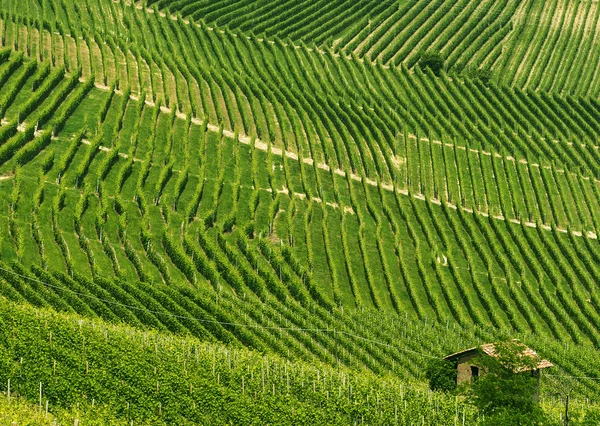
[545,374,600,381]
[0,265,328,331]
[4,266,600,379]
[0,266,438,359]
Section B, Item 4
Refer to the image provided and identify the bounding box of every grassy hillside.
[0,298,481,424]
[3,298,600,424]
[0,0,598,422]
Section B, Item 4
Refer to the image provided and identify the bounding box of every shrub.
[418,51,445,76]
[469,341,549,423]
[425,358,457,392]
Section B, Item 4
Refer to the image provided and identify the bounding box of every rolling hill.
[0,0,599,423]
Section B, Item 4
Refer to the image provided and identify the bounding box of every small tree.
[425,358,457,392]
[418,51,445,76]
[469,341,549,425]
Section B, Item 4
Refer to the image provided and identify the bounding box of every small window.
[471,366,479,379]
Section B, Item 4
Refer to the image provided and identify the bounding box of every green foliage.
[581,408,600,425]
[0,1,600,424]
[457,65,494,85]
[418,51,445,76]
[469,341,548,423]
[0,395,56,425]
[480,408,552,426]
[0,299,478,425]
[425,359,457,392]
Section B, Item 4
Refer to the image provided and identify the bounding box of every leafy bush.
[469,341,549,423]
[418,51,445,76]
[425,359,457,392]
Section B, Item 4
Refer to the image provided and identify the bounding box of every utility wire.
[3,267,599,375]
[545,374,600,381]
[0,266,438,358]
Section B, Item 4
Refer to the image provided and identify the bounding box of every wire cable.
[0,265,439,358]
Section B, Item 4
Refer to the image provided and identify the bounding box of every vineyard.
[0,0,598,423]
[146,0,600,97]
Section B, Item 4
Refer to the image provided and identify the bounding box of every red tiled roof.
[444,341,553,371]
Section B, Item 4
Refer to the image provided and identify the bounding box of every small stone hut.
[444,342,553,396]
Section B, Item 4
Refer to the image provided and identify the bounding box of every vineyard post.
[455,395,458,426]
[7,379,10,403]
[564,393,569,426]
[39,382,42,411]
[334,328,339,367]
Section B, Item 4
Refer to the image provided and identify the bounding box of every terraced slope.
[148,0,398,46]
[1,49,600,360]
[494,0,600,96]
[144,0,600,98]
[2,296,600,424]
[4,1,600,186]
[0,0,600,420]
[145,0,520,69]
[0,0,600,349]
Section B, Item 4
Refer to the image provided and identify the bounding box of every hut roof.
[444,341,553,371]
